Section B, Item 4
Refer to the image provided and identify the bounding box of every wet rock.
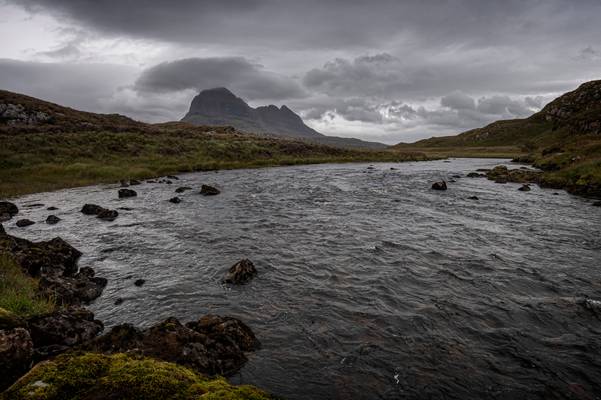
[38,270,107,305]
[0,201,19,222]
[593,201,601,207]
[114,298,124,306]
[553,192,560,195]
[468,196,479,200]
[81,204,104,215]
[23,203,44,209]
[175,186,192,193]
[222,259,257,285]
[26,307,104,360]
[134,279,146,287]
[169,197,182,204]
[495,175,508,184]
[200,184,220,196]
[97,209,118,222]
[16,219,35,227]
[118,188,137,198]
[84,315,259,376]
[45,215,61,225]
[431,181,447,191]
[467,172,485,178]
[129,179,142,186]
[0,328,33,391]
[390,167,397,170]
[0,223,5,235]
[487,165,542,184]
[518,184,531,192]
[46,206,58,211]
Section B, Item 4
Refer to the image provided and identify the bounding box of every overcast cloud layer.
[1,0,600,143]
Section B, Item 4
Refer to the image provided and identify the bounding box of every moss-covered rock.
[2,352,273,400]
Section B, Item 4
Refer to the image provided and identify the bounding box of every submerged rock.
[175,186,192,193]
[45,215,61,225]
[200,184,220,196]
[593,201,601,207]
[0,201,19,222]
[97,209,118,222]
[166,175,179,180]
[134,279,146,287]
[46,206,58,211]
[431,181,448,191]
[81,204,104,215]
[518,184,531,192]
[222,259,257,285]
[467,172,485,178]
[15,219,35,228]
[129,179,142,186]
[468,196,479,200]
[118,188,137,198]
[169,196,182,204]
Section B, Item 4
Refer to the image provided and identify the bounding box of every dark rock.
[114,298,124,305]
[84,314,259,376]
[16,219,35,227]
[518,184,531,192]
[448,178,456,183]
[467,172,485,178]
[200,184,220,195]
[118,188,137,198]
[390,167,398,170]
[81,204,104,215]
[487,165,542,185]
[366,166,375,170]
[38,271,107,305]
[26,307,103,360]
[468,196,479,200]
[169,197,182,204]
[452,174,462,178]
[147,180,157,183]
[166,175,179,180]
[134,279,146,287]
[129,179,142,186]
[97,209,118,222]
[175,186,192,193]
[0,328,33,391]
[0,201,19,222]
[46,206,58,211]
[46,215,61,225]
[593,201,601,207]
[23,203,44,209]
[222,259,257,285]
[553,192,560,195]
[431,181,448,191]
[0,223,4,235]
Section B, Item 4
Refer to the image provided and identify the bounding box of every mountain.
[393,80,601,198]
[181,87,385,149]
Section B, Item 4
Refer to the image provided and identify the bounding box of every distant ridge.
[182,87,386,149]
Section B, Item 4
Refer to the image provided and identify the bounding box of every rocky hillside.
[394,80,601,149]
[0,90,145,133]
[182,87,385,149]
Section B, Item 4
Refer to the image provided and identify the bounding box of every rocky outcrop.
[83,315,260,376]
[431,181,448,191]
[118,188,137,198]
[486,165,542,185]
[0,103,52,126]
[222,259,257,284]
[200,184,220,196]
[26,308,103,361]
[0,327,33,391]
[0,201,19,222]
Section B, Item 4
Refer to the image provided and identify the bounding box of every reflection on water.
[7,159,601,400]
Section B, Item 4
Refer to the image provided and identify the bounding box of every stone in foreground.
[222,259,258,284]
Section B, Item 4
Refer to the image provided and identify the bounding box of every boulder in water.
[467,172,485,178]
[46,206,58,211]
[97,209,118,222]
[81,204,104,215]
[0,201,19,222]
[200,184,220,196]
[46,215,61,225]
[175,186,192,193]
[16,219,34,228]
[169,197,182,204]
[468,196,479,200]
[518,184,531,192]
[118,188,137,198]
[431,181,448,191]
[134,279,146,287]
[222,259,257,284]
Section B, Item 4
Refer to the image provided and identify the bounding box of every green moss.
[0,253,55,318]
[3,353,273,400]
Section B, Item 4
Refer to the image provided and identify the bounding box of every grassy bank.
[393,145,525,159]
[0,127,426,198]
[0,254,54,318]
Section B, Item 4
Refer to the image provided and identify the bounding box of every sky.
[0,0,600,144]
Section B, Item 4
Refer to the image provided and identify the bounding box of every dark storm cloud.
[134,57,305,100]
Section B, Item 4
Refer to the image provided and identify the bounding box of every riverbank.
[0,126,427,199]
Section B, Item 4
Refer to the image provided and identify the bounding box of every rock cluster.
[0,103,52,126]
[81,203,119,221]
[486,165,542,184]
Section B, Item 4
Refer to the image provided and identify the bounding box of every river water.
[5,158,601,400]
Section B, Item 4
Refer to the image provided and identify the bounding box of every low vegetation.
[2,352,273,400]
[0,253,55,318]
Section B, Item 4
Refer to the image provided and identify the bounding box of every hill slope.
[181,88,385,149]
[393,80,601,197]
[0,89,424,198]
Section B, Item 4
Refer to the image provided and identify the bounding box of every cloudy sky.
[1,0,600,143]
